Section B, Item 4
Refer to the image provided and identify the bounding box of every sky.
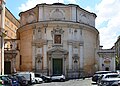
[6,0,120,49]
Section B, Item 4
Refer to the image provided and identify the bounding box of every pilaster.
[80,43,84,69]
[32,45,36,71]
[43,44,47,69]
[68,42,73,70]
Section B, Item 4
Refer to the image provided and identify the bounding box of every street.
[31,78,97,86]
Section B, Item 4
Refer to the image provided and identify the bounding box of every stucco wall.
[19,27,33,71]
[83,27,98,73]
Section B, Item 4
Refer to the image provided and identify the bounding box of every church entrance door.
[52,58,63,75]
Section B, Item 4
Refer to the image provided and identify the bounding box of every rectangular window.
[54,35,61,44]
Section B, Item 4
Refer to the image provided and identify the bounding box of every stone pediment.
[47,47,68,55]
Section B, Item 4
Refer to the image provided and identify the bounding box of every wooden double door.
[52,58,63,75]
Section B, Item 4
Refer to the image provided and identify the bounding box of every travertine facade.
[17,3,99,78]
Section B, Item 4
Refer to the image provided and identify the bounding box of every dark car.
[12,75,28,86]
[7,75,20,86]
[0,75,12,86]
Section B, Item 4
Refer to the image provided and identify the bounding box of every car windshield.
[105,75,119,78]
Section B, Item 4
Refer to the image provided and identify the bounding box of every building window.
[54,35,61,44]
[6,20,9,26]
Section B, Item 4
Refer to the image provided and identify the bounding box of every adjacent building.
[2,7,20,74]
[115,36,120,69]
[17,3,99,78]
[97,46,116,71]
[0,0,5,75]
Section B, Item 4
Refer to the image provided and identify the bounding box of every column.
[48,55,51,76]
[68,28,73,70]
[99,57,103,70]
[80,43,84,69]
[62,54,67,76]
[69,43,72,69]
[112,56,115,71]
[32,46,36,71]
[43,25,48,74]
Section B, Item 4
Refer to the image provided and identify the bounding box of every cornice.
[18,20,99,34]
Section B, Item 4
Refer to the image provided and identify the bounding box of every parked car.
[12,75,28,86]
[0,75,12,85]
[16,72,36,84]
[35,73,52,83]
[7,75,20,86]
[116,70,120,75]
[51,74,65,81]
[34,77,43,84]
[97,73,119,85]
[92,71,117,82]
[118,81,120,86]
[98,78,120,86]
[41,75,52,82]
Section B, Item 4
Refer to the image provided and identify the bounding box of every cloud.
[85,6,93,13]
[67,0,77,4]
[19,0,64,11]
[18,0,77,11]
[96,0,120,49]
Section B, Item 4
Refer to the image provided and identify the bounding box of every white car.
[97,73,119,85]
[51,74,65,81]
[34,77,43,84]
[99,78,120,86]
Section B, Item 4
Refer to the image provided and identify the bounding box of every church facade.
[17,3,99,78]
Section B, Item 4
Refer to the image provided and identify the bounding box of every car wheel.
[35,80,38,83]
[60,78,64,82]
[45,79,48,82]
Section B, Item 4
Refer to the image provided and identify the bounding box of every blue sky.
[6,0,120,49]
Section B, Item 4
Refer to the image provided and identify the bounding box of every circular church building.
[17,3,99,78]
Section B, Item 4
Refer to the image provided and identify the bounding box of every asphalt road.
[31,78,97,86]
